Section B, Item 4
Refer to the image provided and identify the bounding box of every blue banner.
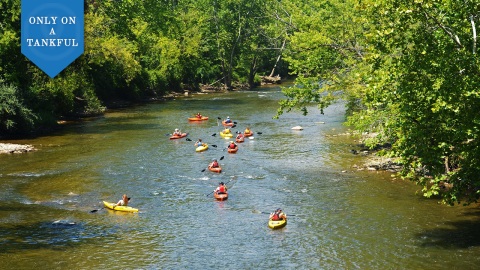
[21,0,84,78]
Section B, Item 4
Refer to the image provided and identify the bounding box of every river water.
[1,84,480,269]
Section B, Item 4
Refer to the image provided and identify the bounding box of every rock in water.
[52,220,77,226]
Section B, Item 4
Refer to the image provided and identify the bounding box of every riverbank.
[0,143,37,154]
[0,80,269,140]
[327,131,403,173]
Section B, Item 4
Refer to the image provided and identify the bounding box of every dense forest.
[1,0,479,205]
[1,0,290,133]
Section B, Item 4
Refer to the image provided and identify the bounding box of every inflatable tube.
[268,219,287,229]
[220,132,233,138]
[196,144,209,152]
[169,133,188,140]
[103,201,138,212]
[209,166,222,173]
[188,117,209,121]
[222,120,234,126]
[244,131,253,137]
[214,192,228,201]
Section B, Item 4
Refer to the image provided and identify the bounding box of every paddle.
[201,156,224,172]
[91,198,131,213]
[231,125,236,128]
[211,145,217,147]
[211,133,217,136]
[205,176,237,196]
[252,210,304,217]
[257,132,262,135]
[186,138,192,141]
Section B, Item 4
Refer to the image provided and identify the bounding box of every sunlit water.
[1,84,480,269]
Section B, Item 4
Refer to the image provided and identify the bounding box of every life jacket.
[218,185,226,193]
[237,134,243,138]
[196,142,203,147]
[229,143,236,149]
[245,129,251,134]
[226,119,231,123]
[211,162,218,167]
[272,212,283,220]
[224,129,230,134]
[197,115,202,118]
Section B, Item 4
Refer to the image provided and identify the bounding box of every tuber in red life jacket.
[272,212,283,220]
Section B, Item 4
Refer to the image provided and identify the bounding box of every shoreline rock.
[0,143,37,154]
[260,75,281,85]
[353,155,402,172]
[199,82,251,92]
[326,131,402,173]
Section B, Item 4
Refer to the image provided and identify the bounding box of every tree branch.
[471,15,477,54]
[417,2,464,48]
[297,43,364,58]
[273,10,298,31]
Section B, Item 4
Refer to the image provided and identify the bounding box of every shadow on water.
[0,220,113,254]
[45,119,164,138]
[415,208,480,249]
[179,95,248,103]
[0,202,120,254]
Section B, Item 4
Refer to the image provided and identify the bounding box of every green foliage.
[274,0,369,118]
[0,0,290,135]
[276,0,480,205]
[0,82,36,132]
[350,0,480,205]
[254,73,261,85]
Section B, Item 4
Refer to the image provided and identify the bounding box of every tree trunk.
[213,4,228,89]
[248,55,258,88]
[226,12,245,90]
[269,38,287,77]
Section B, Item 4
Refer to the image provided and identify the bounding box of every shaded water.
[1,85,480,269]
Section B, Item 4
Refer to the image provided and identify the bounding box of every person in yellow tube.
[269,208,287,221]
[113,194,129,209]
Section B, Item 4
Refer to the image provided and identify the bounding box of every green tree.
[275,0,480,205]
[0,82,36,133]
[349,0,480,205]
[274,0,370,118]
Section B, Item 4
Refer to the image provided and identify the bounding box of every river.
[1,84,480,269]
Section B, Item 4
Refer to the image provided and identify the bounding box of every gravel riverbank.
[0,143,37,154]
